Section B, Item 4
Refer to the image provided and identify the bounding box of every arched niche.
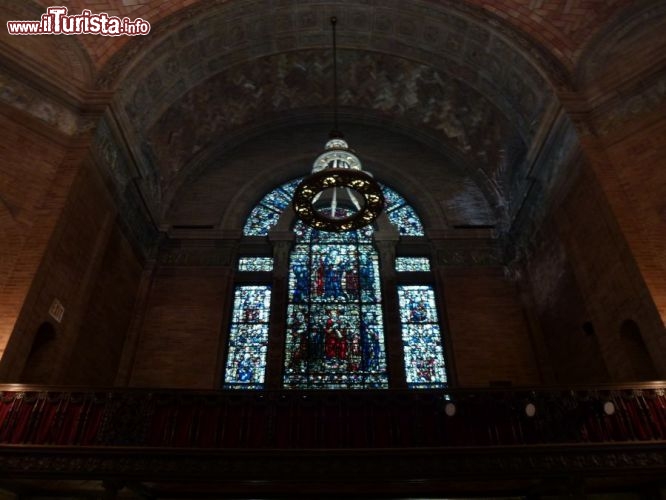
[619,319,658,381]
[20,321,57,383]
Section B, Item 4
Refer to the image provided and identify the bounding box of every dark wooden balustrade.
[1,383,665,449]
[1,383,666,495]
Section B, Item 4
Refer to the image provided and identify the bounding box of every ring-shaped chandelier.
[292,17,384,232]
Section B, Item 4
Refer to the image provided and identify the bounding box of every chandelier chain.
[331,16,339,135]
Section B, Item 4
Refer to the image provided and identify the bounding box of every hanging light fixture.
[292,17,384,232]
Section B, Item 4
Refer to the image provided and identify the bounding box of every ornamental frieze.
[158,246,234,267]
[1,447,665,481]
[435,245,503,266]
[0,71,79,135]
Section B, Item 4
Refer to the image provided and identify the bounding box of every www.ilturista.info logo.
[7,6,151,36]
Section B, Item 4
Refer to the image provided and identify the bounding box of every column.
[265,231,294,389]
[374,229,405,389]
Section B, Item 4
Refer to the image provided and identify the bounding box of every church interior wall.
[127,265,233,389]
[0,110,70,380]
[443,266,541,387]
[5,158,142,385]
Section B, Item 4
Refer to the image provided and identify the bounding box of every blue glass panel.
[402,324,448,387]
[268,186,294,212]
[224,286,271,389]
[238,257,274,272]
[243,178,304,236]
[395,257,431,272]
[388,205,425,236]
[292,219,309,240]
[380,184,406,212]
[285,224,388,389]
[243,205,281,236]
[280,178,303,197]
[246,178,424,236]
[397,286,447,388]
[294,220,372,244]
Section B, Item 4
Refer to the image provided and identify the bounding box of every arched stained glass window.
[243,179,302,235]
[228,178,445,389]
[243,180,424,237]
[382,185,425,236]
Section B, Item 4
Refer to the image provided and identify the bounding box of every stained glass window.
[381,185,406,209]
[235,178,441,390]
[238,257,274,272]
[243,179,302,235]
[243,179,424,237]
[224,286,272,389]
[397,286,447,388]
[284,220,388,388]
[395,257,431,272]
[382,185,425,236]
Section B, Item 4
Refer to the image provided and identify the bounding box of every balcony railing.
[1,383,666,495]
[1,383,665,449]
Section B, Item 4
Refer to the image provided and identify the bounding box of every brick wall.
[0,114,65,291]
[63,224,143,386]
[7,158,143,384]
[126,256,541,389]
[444,267,541,387]
[553,9,666,380]
[0,111,69,373]
[525,155,664,382]
[601,110,666,341]
[526,225,610,384]
[129,267,231,389]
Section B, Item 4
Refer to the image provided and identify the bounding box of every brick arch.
[574,0,666,88]
[165,122,496,234]
[163,110,500,214]
[34,0,621,82]
[2,1,93,85]
[162,108,489,213]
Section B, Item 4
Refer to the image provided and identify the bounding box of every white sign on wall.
[48,298,65,323]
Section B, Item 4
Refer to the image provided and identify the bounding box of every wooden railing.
[1,383,665,449]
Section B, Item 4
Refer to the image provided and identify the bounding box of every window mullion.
[374,236,407,389]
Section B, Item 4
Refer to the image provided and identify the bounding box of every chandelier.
[292,17,384,232]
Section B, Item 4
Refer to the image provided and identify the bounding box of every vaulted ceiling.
[2,0,650,235]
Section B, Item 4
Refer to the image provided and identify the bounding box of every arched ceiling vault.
[98,0,577,232]
[145,49,527,203]
[34,0,628,74]
[19,0,642,234]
